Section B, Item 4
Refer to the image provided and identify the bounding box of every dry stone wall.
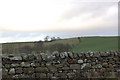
[1,50,120,79]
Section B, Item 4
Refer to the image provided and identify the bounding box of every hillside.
[72,36,119,52]
[2,36,119,54]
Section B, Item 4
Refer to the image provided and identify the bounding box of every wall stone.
[1,50,120,79]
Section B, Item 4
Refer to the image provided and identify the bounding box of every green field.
[44,38,79,46]
[44,36,119,52]
[2,36,119,53]
[72,36,119,52]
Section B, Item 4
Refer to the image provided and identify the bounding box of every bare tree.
[44,36,49,41]
[51,37,56,41]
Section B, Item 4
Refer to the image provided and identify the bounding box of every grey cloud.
[0,27,118,43]
[62,2,117,20]
[0,31,64,43]
[0,31,42,38]
[0,2,118,43]
[0,31,44,43]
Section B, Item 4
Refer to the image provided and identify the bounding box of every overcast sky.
[0,0,119,43]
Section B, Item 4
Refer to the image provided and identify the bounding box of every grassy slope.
[3,36,119,53]
[72,36,119,52]
[44,38,79,46]
[3,38,79,46]
[2,38,79,54]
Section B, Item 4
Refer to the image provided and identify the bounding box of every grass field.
[71,36,119,52]
[2,36,119,53]
[44,38,79,46]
